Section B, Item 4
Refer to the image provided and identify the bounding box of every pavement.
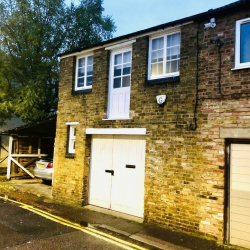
[0,175,242,250]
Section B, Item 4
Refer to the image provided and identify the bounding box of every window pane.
[167,33,180,47]
[240,22,250,63]
[114,65,122,77]
[77,77,85,87]
[87,76,92,86]
[73,140,75,150]
[87,65,93,76]
[170,46,180,60]
[123,51,131,63]
[158,49,164,62]
[166,48,171,60]
[122,75,130,87]
[171,60,178,72]
[113,77,121,88]
[79,58,85,67]
[78,67,85,77]
[87,56,93,66]
[114,54,122,65]
[151,51,158,63]
[158,62,163,74]
[123,63,131,75]
[152,37,164,50]
[151,64,157,76]
[166,61,171,73]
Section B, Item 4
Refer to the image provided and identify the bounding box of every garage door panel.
[231,158,250,167]
[231,221,250,233]
[89,134,145,218]
[232,166,250,175]
[231,205,250,216]
[231,144,250,151]
[230,237,250,249]
[231,150,250,159]
[232,181,250,191]
[230,143,250,248]
[89,135,113,208]
[230,229,250,248]
[231,213,250,226]
[231,173,250,184]
[111,135,145,217]
[231,196,250,207]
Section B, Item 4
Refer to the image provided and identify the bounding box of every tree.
[0,0,116,124]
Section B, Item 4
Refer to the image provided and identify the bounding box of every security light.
[210,37,224,48]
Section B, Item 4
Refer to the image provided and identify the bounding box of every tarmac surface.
[0,176,243,250]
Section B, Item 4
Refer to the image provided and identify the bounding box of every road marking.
[0,196,148,250]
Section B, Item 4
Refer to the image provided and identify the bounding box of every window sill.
[102,118,132,121]
[146,76,180,84]
[65,153,75,159]
[231,65,250,71]
[72,88,92,95]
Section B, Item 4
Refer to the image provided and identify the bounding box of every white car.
[34,158,53,181]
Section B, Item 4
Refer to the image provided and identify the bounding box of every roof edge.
[58,0,247,58]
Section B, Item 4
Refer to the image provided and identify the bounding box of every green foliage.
[0,0,115,124]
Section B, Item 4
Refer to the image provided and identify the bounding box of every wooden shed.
[0,116,56,179]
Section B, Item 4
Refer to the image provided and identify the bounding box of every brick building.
[53,1,250,248]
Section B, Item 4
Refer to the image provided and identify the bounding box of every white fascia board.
[105,39,136,50]
[66,122,79,125]
[86,128,146,135]
[60,48,101,59]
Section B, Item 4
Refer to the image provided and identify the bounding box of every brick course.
[53,8,250,243]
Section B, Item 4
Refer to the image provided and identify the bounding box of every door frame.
[225,139,250,244]
[107,47,132,119]
[88,133,146,217]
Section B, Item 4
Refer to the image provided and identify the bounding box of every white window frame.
[234,17,250,70]
[148,31,181,80]
[75,54,93,91]
[68,125,76,154]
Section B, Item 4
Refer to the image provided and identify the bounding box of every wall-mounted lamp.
[210,37,224,48]
[156,95,167,107]
[204,18,216,29]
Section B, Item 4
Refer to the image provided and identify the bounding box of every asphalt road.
[0,199,140,250]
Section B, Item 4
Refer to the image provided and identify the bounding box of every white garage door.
[89,134,146,218]
[230,143,250,248]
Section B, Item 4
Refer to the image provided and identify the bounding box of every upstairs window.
[75,55,93,91]
[148,32,180,80]
[235,18,250,69]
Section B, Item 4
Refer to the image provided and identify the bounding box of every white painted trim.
[60,47,102,59]
[11,154,48,157]
[59,22,192,59]
[231,65,250,71]
[235,17,250,69]
[102,118,132,121]
[66,122,79,125]
[7,136,13,180]
[105,40,136,51]
[86,128,146,135]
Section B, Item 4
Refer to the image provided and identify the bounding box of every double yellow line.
[0,196,148,250]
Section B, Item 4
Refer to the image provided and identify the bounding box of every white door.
[108,49,132,119]
[89,135,145,217]
[230,143,250,248]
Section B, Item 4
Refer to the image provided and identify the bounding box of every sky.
[102,0,237,37]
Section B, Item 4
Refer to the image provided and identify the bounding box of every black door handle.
[105,170,114,176]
